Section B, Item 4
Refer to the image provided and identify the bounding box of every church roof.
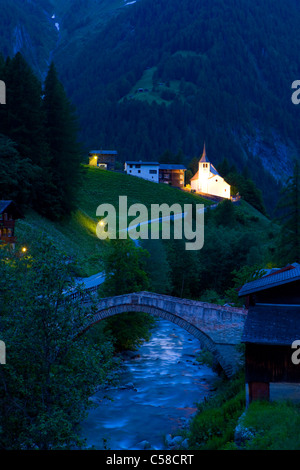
[190,170,199,181]
[209,164,219,176]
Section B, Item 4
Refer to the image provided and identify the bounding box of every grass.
[188,371,246,450]
[15,166,211,277]
[238,400,300,450]
[120,66,184,105]
[187,367,300,450]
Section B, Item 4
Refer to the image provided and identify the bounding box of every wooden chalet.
[0,200,24,248]
[239,263,300,404]
[159,164,186,189]
[89,150,117,170]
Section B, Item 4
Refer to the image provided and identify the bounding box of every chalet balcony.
[0,220,15,229]
[0,236,17,244]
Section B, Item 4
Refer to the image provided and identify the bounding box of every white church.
[190,144,231,199]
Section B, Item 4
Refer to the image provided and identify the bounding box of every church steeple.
[199,142,209,163]
[199,141,209,163]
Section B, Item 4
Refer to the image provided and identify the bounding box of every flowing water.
[81,318,217,450]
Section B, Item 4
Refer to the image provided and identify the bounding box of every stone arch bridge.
[81,290,247,377]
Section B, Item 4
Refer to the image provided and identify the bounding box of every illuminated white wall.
[191,162,231,198]
[125,162,159,183]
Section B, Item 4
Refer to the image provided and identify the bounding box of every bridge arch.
[91,302,217,355]
[83,292,247,377]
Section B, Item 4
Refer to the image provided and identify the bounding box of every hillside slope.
[14,166,277,302]
[15,167,211,276]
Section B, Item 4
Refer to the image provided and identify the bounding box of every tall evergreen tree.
[0,53,55,213]
[0,134,39,206]
[275,160,300,264]
[42,62,83,219]
[1,53,47,166]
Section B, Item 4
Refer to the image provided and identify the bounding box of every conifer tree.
[276,160,300,264]
[0,53,53,212]
[2,53,47,166]
[42,62,83,219]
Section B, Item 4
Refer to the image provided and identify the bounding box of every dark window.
[138,170,141,173]
[135,164,141,168]
[149,169,157,174]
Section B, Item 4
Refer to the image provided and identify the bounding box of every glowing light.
[21,247,27,253]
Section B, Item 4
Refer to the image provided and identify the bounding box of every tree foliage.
[0,54,82,219]
[100,239,155,351]
[275,160,300,264]
[0,237,115,450]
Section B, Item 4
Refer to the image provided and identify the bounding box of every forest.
[47,0,300,215]
[0,53,83,220]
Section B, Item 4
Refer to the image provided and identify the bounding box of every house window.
[129,164,133,168]
[138,170,141,173]
[149,169,157,174]
[135,164,141,168]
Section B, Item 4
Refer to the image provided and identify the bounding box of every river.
[81,318,217,450]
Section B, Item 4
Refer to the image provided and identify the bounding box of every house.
[89,150,117,170]
[124,161,187,187]
[190,144,230,199]
[124,161,160,183]
[239,263,300,404]
[159,164,186,189]
[0,200,24,249]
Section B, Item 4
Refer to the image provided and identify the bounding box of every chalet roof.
[125,161,160,166]
[159,164,186,170]
[0,200,24,219]
[89,150,118,155]
[238,264,300,297]
[242,305,300,345]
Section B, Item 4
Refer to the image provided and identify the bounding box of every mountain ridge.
[1,0,300,213]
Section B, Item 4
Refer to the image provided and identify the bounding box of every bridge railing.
[64,285,100,303]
